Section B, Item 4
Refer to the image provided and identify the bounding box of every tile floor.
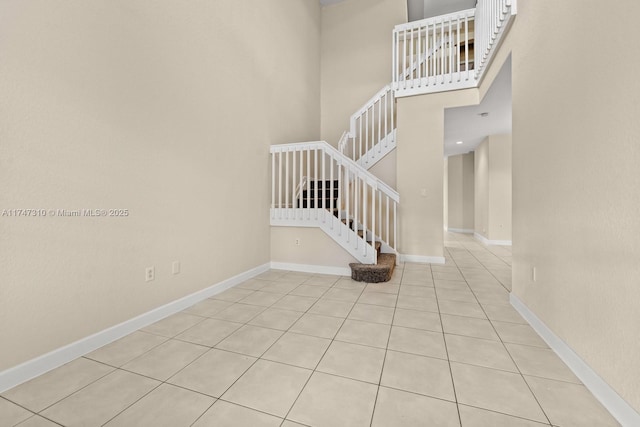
[0,233,621,426]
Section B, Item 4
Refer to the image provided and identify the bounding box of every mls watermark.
[1,209,129,217]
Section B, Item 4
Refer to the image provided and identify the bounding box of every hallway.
[1,234,619,426]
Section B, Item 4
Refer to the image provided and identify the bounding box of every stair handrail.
[294,176,308,203]
[271,141,399,203]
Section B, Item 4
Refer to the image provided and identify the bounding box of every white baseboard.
[474,232,512,246]
[270,262,350,276]
[510,294,640,427]
[399,254,446,264]
[447,228,474,234]
[0,263,270,394]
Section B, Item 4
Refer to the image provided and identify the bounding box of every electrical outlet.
[172,261,180,275]
[145,266,155,282]
[532,267,537,282]
[295,238,301,246]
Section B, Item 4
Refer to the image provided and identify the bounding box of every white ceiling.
[444,57,512,157]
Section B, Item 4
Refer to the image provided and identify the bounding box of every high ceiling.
[444,58,512,157]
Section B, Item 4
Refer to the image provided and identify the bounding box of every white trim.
[0,263,270,394]
[270,262,350,277]
[474,232,512,246]
[510,294,640,427]
[399,254,446,264]
[447,228,474,234]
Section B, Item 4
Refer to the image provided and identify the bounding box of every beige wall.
[321,0,407,147]
[396,89,478,258]
[0,0,320,371]
[474,134,511,241]
[447,152,475,231]
[500,0,640,413]
[474,139,490,237]
[271,227,358,268]
[443,158,449,231]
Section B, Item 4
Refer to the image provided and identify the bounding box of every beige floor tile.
[212,288,256,303]
[333,278,367,291]
[40,370,159,426]
[235,278,269,291]
[288,372,378,427]
[436,288,478,303]
[308,299,354,318]
[396,295,439,312]
[192,400,282,427]
[168,349,256,397]
[492,321,549,348]
[289,284,330,298]
[14,415,60,427]
[1,358,114,412]
[481,303,527,324]
[260,281,302,294]
[262,332,331,369]
[388,326,447,359]
[506,343,580,383]
[473,289,511,306]
[0,397,33,426]
[210,303,266,323]
[364,283,400,294]
[317,341,385,383]
[393,308,442,332]
[434,279,470,290]
[303,275,340,286]
[86,331,168,367]
[348,303,395,324]
[183,299,234,317]
[215,325,283,357]
[445,334,518,372]
[141,312,206,337]
[248,308,303,330]
[451,362,547,423]
[255,271,286,281]
[104,383,214,427]
[458,405,550,427]
[335,319,391,348]
[222,360,311,417]
[322,287,362,302]
[433,271,464,281]
[399,285,436,298]
[357,291,397,307]
[281,421,306,427]
[381,350,455,400]
[438,300,487,319]
[372,386,460,427]
[401,271,433,286]
[271,295,318,312]
[122,339,208,381]
[238,291,284,307]
[441,314,500,340]
[175,318,242,347]
[289,313,344,339]
[525,376,620,427]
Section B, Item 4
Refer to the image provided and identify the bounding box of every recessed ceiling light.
[479,112,489,117]
[456,141,463,145]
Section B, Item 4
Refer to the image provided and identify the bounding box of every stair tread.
[349,253,397,283]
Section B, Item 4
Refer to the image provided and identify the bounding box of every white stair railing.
[474,0,516,79]
[271,141,399,264]
[392,8,476,96]
[343,85,396,168]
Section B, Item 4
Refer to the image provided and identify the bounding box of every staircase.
[270,0,517,281]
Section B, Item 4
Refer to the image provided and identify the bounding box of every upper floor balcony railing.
[392,0,517,97]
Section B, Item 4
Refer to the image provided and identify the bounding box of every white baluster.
[278,150,283,219]
[271,151,275,219]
